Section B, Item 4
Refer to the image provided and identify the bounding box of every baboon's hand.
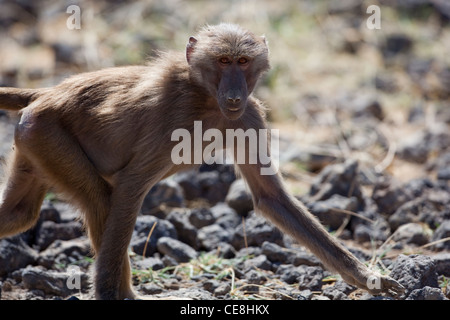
[341,266,405,297]
[366,273,405,296]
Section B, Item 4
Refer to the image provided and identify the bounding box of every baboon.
[0,23,403,299]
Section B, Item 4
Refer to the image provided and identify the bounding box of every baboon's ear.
[186,36,198,64]
[261,35,268,47]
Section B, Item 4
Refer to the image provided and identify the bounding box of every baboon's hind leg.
[16,116,135,299]
[0,148,48,238]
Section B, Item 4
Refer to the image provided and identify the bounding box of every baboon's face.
[186,24,270,120]
[215,55,250,120]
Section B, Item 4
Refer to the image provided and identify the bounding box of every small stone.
[245,269,267,285]
[225,179,253,216]
[37,238,91,269]
[277,264,302,285]
[288,250,321,267]
[203,279,221,293]
[134,257,164,271]
[167,209,199,249]
[406,286,447,300]
[261,241,288,263]
[309,159,363,206]
[198,224,232,251]
[431,221,450,251]
[141,283,163,295]
[392,222,431,246]
[141,179,185,213]
[35,220,83,250]
[294,289,311,300]
[322,286,350,300]
[213,283,231,297]
[188,207,215,228]
[210,202,241,230]
[243,255,272,271]
[156,237,197,263]
[352,95,384,120]
[433,252,450,277]
[307,194,358,230]
[22,266,88,297]
[297,266,325,291]
[131,215,177,257]
[232,212,284,250]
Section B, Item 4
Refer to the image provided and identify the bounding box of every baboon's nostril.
[227,97,241,104]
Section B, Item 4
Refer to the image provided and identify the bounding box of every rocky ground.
[0,0,450,300]
[0,145,449,300]
[0,158,449,300]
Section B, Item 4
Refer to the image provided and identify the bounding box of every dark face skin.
[216,56,249,120]
[185,32,267,121]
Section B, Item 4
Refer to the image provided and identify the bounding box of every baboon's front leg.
[94,169,162,300]
[94,185,142,300]
[237,162,404,295]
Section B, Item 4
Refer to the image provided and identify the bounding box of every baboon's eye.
[219,57,231,64]
[238,57,248,65]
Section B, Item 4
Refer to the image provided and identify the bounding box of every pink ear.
[186,37,198,64]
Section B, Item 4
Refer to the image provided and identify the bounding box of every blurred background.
[0,0,449,190]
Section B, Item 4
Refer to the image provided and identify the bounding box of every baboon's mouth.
[221,106,244,120]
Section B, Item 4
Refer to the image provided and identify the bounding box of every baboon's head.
[186,23,270,120]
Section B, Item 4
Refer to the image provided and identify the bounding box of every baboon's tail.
[0,87,41,111]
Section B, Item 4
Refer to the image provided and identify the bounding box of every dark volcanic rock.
[0,236,37,277]
[225,179,253,216]
[131,215,177,257]
[231,212,284,250]
[390,254,439,299]
[309,159,364,207]
[156,237,197,263]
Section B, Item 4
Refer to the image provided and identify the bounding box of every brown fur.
[0,23,403,299]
